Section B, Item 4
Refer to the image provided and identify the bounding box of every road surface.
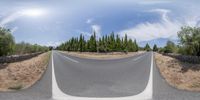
[53,51,151,97]
[0,51,200,100]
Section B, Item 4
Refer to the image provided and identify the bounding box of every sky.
[0,0,200,47]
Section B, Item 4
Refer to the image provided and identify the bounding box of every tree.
[57,32,140,53]
[123,34,128,53]
[15,42,49,54]
[164,40,177,53]
[116,34,121,51]
[127,39,137,52]
[144,43,151,51]
[79,34,84,52]
[178,26,200,56]
[49,46,54,50]
[0,27,15,56]
[109,32,115,51]
[88,32,97,52]
[134,39,139,52]
[153,44,158,52]
[98,38,105,52]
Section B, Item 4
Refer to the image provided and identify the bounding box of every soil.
[0,52,50,91]
[155,53,200,91]
[61,51,145,60]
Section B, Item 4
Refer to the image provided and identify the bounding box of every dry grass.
[0,52,50,91]
[155,53,200,91]
[60,51,145,59]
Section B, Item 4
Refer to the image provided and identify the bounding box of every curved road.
[0,51,200,100]
[53,51,151,97]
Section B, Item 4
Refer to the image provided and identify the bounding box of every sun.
[22,9,45,17]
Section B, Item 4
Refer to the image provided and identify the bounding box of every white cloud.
[78,24,102,39]
[184,16,200,27]
[46,41,63,47]
[118,8,200,42]
[91,24,102,38]
[0,8,46,27]
[86,18,93,24]
[149,9,170,22]
[0,12,22,27]
[81,31,92,37]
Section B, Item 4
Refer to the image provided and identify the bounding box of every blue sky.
[0,0,200,47]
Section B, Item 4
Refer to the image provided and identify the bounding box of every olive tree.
[0,27,15,56]
[178,26,200,56]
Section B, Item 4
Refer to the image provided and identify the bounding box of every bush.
[163,40,177,53]
[0,27,15,56]
[0,27,49,56]
[178,26,200,56]
[15,42,49,55]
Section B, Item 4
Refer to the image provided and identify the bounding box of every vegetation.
[15,42,49,54]
[57,32,139,53]
[159,26,200,57]
[0,28,15,56]
[163,40,177,53]
[153,44,158,52]
[178,26,200,56]
[8,83,23,90]
[144,43,151,51]
[0,27,49,56]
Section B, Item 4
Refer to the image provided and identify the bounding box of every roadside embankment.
[60,51,145,60]
[155,52,200,91]
[0,52,50,91]
[0,52,43,64]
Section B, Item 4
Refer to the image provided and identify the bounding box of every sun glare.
[22,9,45,17]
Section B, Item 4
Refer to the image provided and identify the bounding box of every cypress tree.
[123,34,128,53]
[153,44,158,52]
[144,43,151,51]
[57,32,140,53]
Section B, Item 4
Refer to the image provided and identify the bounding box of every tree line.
[0,27,49,56]
[57,32,139,53]
[153,26,200,57]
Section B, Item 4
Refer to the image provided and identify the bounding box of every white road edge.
[52,51,153,100]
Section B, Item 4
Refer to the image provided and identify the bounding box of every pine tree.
[88,32,97,52]
[144,43,151,51]
[110,32,115,51]
[79,34,84,52]
[123,34,128,53]
[128,39,134,52]
[153,44,158,52]
[82,35,86,52]
[134,39,138,52]
[116,34,121,51]
[57,32,140,53]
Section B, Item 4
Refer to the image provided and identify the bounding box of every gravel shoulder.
[60,51,145,60]
[0,52,51,91]
[155,52,200,91]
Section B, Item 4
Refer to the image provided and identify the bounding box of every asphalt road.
[53,51,151,97]
[1,51,200,100]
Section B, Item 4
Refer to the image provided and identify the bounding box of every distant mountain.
[138,38,178,48]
